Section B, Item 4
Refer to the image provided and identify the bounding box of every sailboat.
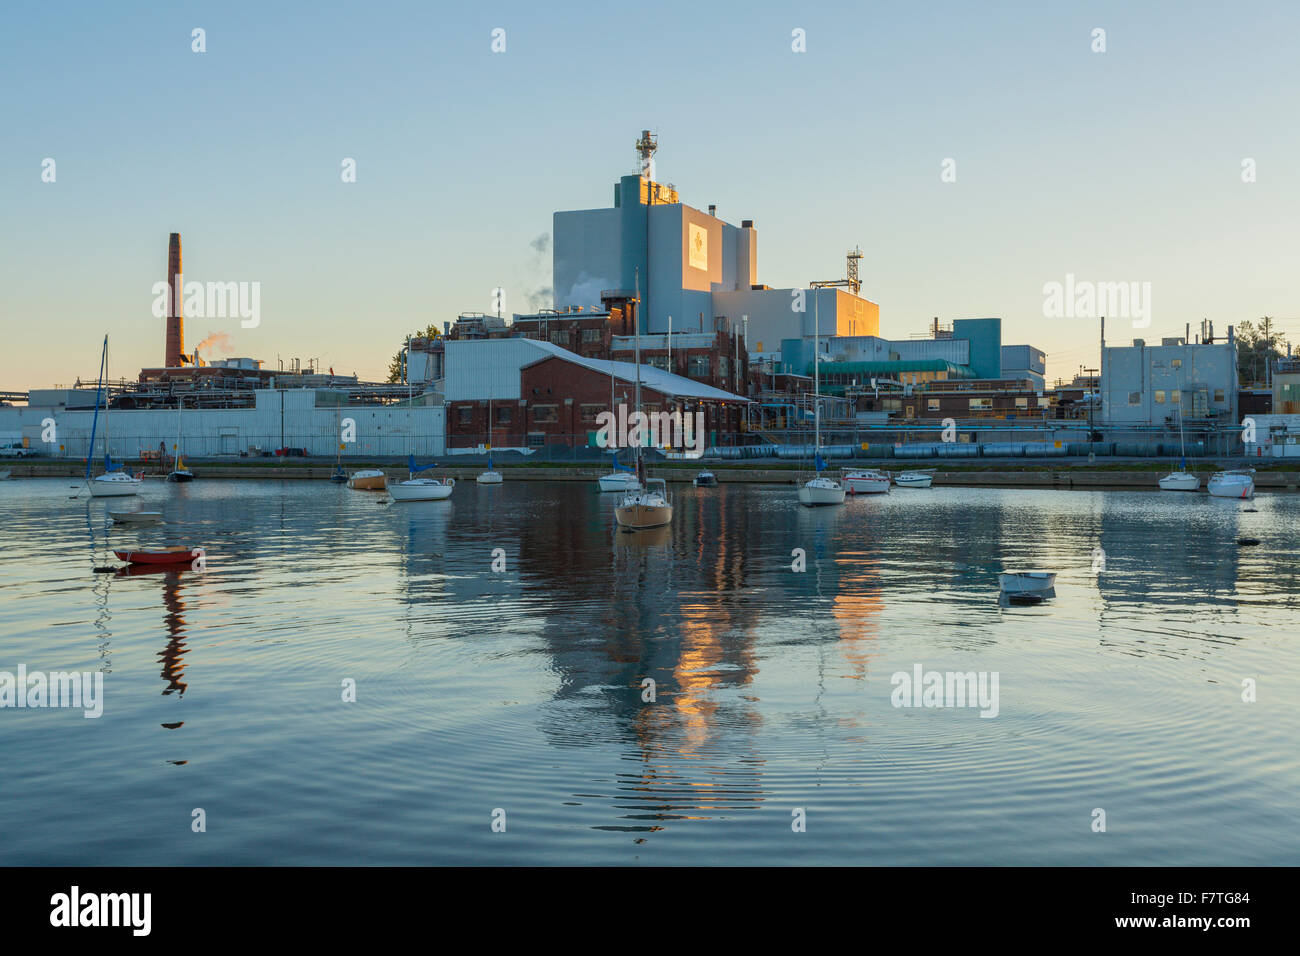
[389,336,455,502]
[87,335,143,498]
[166,395,194,482]
[614,269,672,530]
[597,365,641,492]
[330,401,348,482]
[476,395,503,483]
[1158,407,1198,491]
[797,293,845,507]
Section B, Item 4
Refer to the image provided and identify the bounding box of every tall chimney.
[166,232,185,368]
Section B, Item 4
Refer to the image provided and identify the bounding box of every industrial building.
[552,131,879,352]
[441,338,749,451]
[1100,326,1239,427]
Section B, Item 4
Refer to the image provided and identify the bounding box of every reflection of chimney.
[166,233,185,368]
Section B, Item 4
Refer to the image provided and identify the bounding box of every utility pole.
[1083,366,1099,457]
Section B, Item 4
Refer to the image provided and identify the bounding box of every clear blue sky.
[3,0,1298,389]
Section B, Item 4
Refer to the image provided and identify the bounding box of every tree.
[386,324,441,383]
[1234,318,1287,386]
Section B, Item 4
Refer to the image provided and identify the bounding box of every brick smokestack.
[165,232,185,368]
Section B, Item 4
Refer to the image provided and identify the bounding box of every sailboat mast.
[406,335,413,476]
[634,268,643,481]
[813,291,820,451]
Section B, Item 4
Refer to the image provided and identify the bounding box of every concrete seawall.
[11,461,1300,490]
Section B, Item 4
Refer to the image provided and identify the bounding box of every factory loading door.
[220,433,237,455]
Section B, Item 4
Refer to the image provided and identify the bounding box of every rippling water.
[0,476,1296,865]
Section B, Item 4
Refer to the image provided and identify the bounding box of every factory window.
[496,406,512,424]
[1171,390,1181,406]
[527,432,545,447]
[718,357,729,379]
[1015,397,1029,409]
[647,355,671,371]
[1172,359,1182,368]
[1154,390,1166,404]
[532,404,558,424]
[581,329,602,343]
[1128,391,1141,405]
[927,399,940,411]
[688,356,711,377]
[457,406,473,425]
[1214,389,1225,402]
[969,398,992,410]
[549,331,568,345]
[580,404,604,422]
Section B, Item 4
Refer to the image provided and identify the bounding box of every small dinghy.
[693,471,718,487]
[998,571,1057,593]
[113,547,199,565]
[110,511,163,524]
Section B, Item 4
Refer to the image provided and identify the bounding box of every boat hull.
[614,502,673,529]
[389,478,454,501]
[347,470,388,490]
[114,548,196,565]
[1208,476,1254,499]
[894,473,933,488]
[844,473,890,494]
[89,476,142,497]
[598,474,641,492]
[799,479,846,506]
[166,470,194,483]
[998,572,1057,593]
[1158,473,1199,491]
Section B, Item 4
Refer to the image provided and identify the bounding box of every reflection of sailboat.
[614,270,672,531]
[798,294,844,507]
[87,335,143,497]
[166,396,194,482]
[1158,408,1198,491]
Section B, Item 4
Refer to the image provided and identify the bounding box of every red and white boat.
[113,547,199,565]
[843,469,891,494]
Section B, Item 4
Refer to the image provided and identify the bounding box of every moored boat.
[389,476,455,501]
[90,471,143,497]
[615,477,674,530]
[998,571,1057,593]
[894,470,934,488]
[693,471,718,487]
[844,469,891,494]
[598,471,641,492]
[798,474,846,506]
[114,547,198,565]
[1157,472,1199,491]
[1208,469,1254,499]
[347,469,387,490]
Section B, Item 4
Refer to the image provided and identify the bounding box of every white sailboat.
[389,336,455,502]
[1158,408,1198,491]
[614,269,672,530]
[87,335,142,498]
[166,395,194,482]
[476,395,503,484]
[597,363,641,492]
[1208,468,1254,499]
[797,292,845,507]
[844,468,891,494]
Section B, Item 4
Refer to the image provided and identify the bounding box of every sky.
[2,0,1298,391]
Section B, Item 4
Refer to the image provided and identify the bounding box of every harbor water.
[0,477,1295,865]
